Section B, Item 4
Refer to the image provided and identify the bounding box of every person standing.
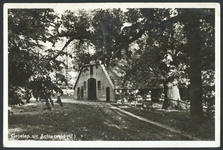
[56,89,63,107]
[25,88,32,103]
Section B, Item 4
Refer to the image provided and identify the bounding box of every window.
[81,86,84,99]
[90,65,93,75]
[77,87,80,100]
[84,81,86,90]
[98,81,101,90]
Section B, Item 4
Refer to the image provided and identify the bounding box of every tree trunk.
[188,21,203,119]
[189,45,203,118]
[162,80,169,109]
[162,79,181,110]
[189,61,203,118]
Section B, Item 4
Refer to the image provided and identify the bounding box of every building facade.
[73,63,115,102]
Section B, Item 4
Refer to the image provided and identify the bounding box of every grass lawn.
[9,100,120,141]
[8,96,215,141]
[10,97,169,141]
[111,104,215,140]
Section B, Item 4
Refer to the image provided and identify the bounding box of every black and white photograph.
[3,3,220,148]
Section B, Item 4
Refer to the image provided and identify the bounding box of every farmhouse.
[73,62,113,102]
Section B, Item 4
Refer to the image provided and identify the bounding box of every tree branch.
[47,33,90,41]
[110,15,182,61]
[39,37,76,65]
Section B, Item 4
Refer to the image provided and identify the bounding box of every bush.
[9,86,24,105]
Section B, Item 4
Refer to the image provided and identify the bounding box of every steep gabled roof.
[100,64,115,89]
[73,67,83,90]
[73,63,116,90]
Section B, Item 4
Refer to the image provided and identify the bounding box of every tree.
[177,9,215,118]
[8,9,69,105]
[89,8,127,65]
[125,8,214,118]
[114,8,186,109]
[105,8,214,118]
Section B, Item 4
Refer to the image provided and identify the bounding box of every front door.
[88,78,96,100]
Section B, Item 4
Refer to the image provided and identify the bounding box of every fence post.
[177,98,180,111]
